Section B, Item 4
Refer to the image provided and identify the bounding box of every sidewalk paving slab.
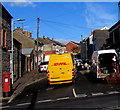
[0,70,47,106]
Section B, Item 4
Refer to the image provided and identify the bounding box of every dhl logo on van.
[53,62,69,66]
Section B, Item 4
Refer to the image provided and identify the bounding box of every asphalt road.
[2,71,120,109]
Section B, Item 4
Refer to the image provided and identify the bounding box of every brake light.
[97,68,100,74]
[40,66,43,68]
[72,69,75,76]
[47,71,50,78]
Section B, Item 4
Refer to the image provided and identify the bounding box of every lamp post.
[11,19,25,84]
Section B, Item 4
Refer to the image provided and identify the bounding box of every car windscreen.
[40,62,48,65]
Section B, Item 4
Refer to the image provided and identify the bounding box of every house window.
[2,29,6,48]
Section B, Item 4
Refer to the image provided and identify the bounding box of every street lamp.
[10,19,25,84]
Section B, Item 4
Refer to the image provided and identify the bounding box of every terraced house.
[36,36,66,61]
[0,3,12,74]
[0,3,13,96]
[13,27,43,73]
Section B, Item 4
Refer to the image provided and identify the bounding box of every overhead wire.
[40,18,93,41]
[41,18,94,30]
[42,21,80,39]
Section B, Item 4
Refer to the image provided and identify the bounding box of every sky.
[2,1,119,44]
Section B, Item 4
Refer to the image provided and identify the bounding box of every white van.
[90,49,119,79]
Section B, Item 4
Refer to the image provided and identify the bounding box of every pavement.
[0,70,47,106]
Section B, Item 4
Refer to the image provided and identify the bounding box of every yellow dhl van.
[47,53,76,85]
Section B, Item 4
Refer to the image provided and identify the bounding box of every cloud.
[3,0,37,7]
[85,3,117,29]
[1,0,119,2]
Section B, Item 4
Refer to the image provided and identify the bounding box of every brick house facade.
[0,3,12,73]
[0,3,12,97]
[66,41,80,53]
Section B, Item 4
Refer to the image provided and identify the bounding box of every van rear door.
[48,54,74,82]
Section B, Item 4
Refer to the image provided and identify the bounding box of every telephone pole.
[36,18,40,71]
[81,35,83,41]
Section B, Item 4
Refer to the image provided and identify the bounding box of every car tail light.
[47,71,50,78]
[44,66,46,68]
[97,67,100,74]
[40,66,43,68]
[72,69,75,76]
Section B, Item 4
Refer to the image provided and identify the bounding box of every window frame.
[2,29,7,48]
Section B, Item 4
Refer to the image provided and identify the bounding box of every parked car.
[75,59,83,70]
[39,61,48,72]
[82,59,90,70]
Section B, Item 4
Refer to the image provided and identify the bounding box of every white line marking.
[16,102,31,106]
[77,94,87,98]
[107,91,120,94]
[55,97,70,101]
[92,92,104,96]
[46,87,54,91]
[0,105,10,109]
[73,88,77,97]
[37,99,52,103]
[37,97,70,104]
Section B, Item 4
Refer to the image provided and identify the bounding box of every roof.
[109,20,120,32]
[82,37,89,42]
[14,30,35,49]
[71,41,80,45]
[1,3,13,19]
[46,38,65,47]
[36,38,53,45]
[66,41,80,46]
[37,37,66,47]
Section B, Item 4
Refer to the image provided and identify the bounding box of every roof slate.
[36,38,53,45]
[14,30,35,49]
